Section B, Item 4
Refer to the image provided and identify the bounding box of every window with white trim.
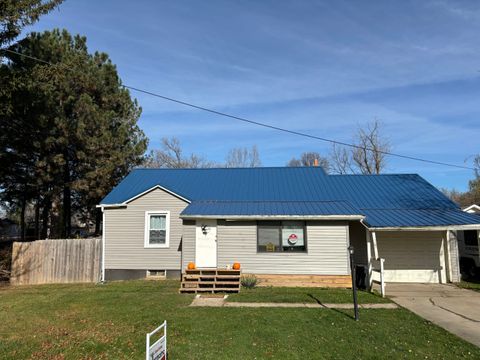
[257,221,307,252]
[145,211,170,248]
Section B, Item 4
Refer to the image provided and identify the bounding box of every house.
[463,204,480,214]
[457,204,480,277]
[98,167,480,287]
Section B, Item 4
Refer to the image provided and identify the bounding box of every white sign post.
[146,321,167,360]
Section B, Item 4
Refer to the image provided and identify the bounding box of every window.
[464,230,478,247]
[257,221,306,252]
[147,270,166,278]
[145,211,170,248]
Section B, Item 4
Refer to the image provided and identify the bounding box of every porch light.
[348,245,354,255]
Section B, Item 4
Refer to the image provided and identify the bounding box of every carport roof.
[362,208,480,228]
[100,167,480,228]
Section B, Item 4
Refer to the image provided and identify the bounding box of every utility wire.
[2,48,475,171]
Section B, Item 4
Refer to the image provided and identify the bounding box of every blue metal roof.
[101,167,328,204]
[181,200,362,217]
[100,167,480,228]
[363,209,480,228]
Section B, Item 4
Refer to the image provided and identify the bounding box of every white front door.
[195,220,217,268]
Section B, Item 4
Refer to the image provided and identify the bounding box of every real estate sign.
[146,321,167,360]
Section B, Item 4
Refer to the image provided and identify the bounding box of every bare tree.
[330,144,354,175]
[287,152,330,172]
[442,155,480,207]
[330,120,390,175]
[352,120,390,174]
[145,137,215,168]
[225,145,261,168]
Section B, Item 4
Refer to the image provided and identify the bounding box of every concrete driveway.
[388,283,480,347]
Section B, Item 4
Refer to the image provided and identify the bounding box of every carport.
[365,224,480,287]
[356,206,480,288]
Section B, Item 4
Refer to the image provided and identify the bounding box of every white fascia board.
[180,214,365,221]
[124,185,191,204]
[367,224,480,231]
[463,204,480,213]
[96,204,127,209]
[97,184,191,208]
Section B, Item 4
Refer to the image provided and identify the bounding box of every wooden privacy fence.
[10,238,101,285]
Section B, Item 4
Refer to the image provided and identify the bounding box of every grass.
[1,280,479,359]
[457,279,480,292]
[227,286,391,303]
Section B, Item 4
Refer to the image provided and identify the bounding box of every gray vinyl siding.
[216,220,350,275]
[181,220,196,270]
[104,188,188,270]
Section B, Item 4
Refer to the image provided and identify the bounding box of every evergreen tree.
[0,0,63,48]
[1,29,148,238]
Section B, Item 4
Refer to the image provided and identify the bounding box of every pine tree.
[1,29,148,238]
[0,0,63,48]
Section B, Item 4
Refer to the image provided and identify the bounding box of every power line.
[2,48,475,171]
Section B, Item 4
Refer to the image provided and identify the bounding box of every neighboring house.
[98,167,480,286]
[457,204,480,277]
[463,204,480,214]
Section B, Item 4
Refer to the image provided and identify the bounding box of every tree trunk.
[62,158,72,238]
[20,197,26,241]
[34,197,40,240]
[40,196,51,239]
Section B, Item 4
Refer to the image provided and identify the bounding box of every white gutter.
[360,219,480,231]
[96,204,127,209]
[180,214,365,221]
[367,224,480,231]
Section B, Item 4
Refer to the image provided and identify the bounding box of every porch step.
[180,268,241,294]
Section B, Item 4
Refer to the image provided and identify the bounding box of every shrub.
[241,274,257,289]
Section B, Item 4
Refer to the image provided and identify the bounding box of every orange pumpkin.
[232,262,241,270]
[187,262,196,270]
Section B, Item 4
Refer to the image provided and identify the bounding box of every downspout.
[101,206,106,283]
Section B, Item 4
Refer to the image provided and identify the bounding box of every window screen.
[149,214,166,245]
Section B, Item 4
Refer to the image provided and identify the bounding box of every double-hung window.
[257,221,307,252]
[145,211,170,248]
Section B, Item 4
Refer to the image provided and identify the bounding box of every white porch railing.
[371,258,386,297]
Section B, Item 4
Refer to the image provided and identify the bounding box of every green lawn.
[227,286,391,303]
[1,281,479,359]
[458,280,480,292]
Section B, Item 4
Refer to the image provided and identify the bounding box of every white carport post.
[365,230,372,289]
[445,230,453,283]
[371,231,379,259]
[365,230,378,290]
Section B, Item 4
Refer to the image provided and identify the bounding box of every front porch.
[180,268,241,293]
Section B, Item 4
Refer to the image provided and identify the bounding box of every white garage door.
[377,231,446,283]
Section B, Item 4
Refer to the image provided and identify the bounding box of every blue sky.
[24,0,480,191]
